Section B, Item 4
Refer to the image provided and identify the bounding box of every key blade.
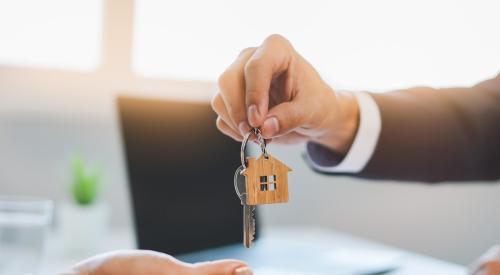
[250,205,256,242]
[243,205,256,248]
[243,206,249,248]
[243,205,254,248]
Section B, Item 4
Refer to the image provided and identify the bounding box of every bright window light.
[0,0,102,70]
[133,0,500,91]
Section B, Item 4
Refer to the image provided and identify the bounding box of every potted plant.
[59,155,108,255]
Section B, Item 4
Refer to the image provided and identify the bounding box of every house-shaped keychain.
[242,154,292,205]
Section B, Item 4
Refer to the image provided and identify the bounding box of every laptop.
[118,96,251,255]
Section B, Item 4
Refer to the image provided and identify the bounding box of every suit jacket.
[309,74,500,182]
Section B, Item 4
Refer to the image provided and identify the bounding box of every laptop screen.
[118,96,245,255]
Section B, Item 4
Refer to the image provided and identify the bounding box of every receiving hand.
[212,34,359,154]
[63,250,252,275]
[470,245,500,275]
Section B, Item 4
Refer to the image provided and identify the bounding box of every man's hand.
[211,34,359,154]
[469,245,500,275]
[63,250,252,275]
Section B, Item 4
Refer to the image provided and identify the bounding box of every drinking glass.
[0,197,53,275]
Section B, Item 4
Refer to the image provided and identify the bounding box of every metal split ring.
[240,128,269,169]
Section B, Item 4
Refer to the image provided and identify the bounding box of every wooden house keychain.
[234,128,292,248]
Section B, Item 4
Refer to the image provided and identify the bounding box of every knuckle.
[238,47,256,57]
[483,260,500,270]
[264,34,294,56]
[210,93,221,110]
[265,33,290,46]
[216,116,223,125]
[244,57,264,75]
[264,34,291,48]
[215,116,226,130]
[217,70,235,88]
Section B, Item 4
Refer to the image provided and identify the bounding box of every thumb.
[260,101,307,139]
[193,260,252,275]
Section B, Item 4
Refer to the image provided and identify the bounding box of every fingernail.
[263,117,279,137]
[247,105,260,127]
[238,121,250,136]
[235,266,253,275]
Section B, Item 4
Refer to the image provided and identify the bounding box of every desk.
[41,227,466,275]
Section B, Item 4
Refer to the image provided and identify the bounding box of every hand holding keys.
[234,128,292,248]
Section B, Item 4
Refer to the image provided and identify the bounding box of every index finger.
[244,34,294,127]
[217,47,256,135]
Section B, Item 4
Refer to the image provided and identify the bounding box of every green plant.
[71,155,101,206]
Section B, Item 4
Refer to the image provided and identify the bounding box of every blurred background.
[1,0,500,272]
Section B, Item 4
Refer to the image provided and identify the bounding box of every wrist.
[313,90,359,155]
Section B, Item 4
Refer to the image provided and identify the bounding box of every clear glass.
[0,197,53,275]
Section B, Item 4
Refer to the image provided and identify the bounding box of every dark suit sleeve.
[309,74,500,182]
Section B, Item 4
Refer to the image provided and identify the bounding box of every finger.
[469,245,500,275]
[482,261,500,275]
[211,93,239,132]
[193,260,252,275]
[244,34,293,128]
[218,47,256,135]
[71,250,192,275]
[260,100,308,139]
[216,116,243,141]
[472,261,500,275]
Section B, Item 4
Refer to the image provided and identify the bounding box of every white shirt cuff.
[306,92,382,173]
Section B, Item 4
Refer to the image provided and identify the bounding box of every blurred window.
[0,0,102,70]
[133,0,500,90]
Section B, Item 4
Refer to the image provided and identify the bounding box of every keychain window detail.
[259,175,277,191]
[269,175,277,191]
[260,176,268,191]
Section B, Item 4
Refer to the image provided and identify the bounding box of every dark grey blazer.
[308,74,500,182]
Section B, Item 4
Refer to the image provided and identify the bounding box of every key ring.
[240,128,268,169]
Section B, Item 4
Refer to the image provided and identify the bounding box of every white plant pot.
[59,202,109,255]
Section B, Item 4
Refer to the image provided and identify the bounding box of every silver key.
[243,204,256,248]
[234,165,256,248]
